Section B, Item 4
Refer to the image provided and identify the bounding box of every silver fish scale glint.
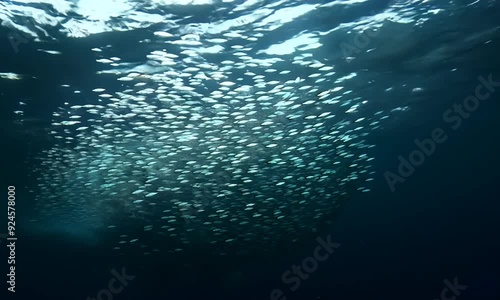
[23,0,406,258]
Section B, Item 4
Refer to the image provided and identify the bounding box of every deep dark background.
[4,83,498,300]
[1,1,500,299]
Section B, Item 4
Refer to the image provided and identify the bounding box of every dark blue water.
[1,0,500,299]
[3,70,499,300]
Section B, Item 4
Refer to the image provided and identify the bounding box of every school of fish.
[8,0,427,258]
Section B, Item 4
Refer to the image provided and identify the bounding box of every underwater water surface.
[0,0,499,299]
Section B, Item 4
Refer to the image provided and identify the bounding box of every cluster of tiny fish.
[28,16,389,258]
